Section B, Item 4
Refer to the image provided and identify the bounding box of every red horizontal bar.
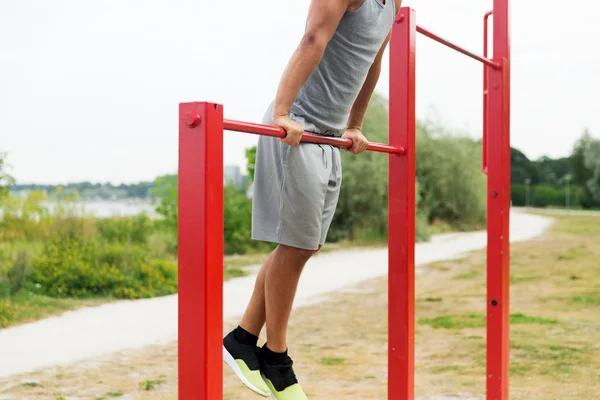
[223,119,405,155]
[416,25,500,69]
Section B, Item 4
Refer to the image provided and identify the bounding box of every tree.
[511,147,540,185]
[152,174,178,232]
[329,93,390,241]
[246,147,257,182]
[570,129,594,186]
[416,122,487,228]
[534,155,569,186]
[583,137,600,202]
[0,153,15,199]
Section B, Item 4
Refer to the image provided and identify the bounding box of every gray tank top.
[290,0,395,135]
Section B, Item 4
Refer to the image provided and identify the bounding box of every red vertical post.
[178,102,224,400]
[389,7,416,400]
[486,0,510,398]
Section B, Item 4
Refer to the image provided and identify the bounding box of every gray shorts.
[251,103,343,251]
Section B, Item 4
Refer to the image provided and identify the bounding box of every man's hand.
[274,115,305,146]
[342,128,369,154]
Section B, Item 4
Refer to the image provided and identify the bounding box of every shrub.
[416,122,487,228]
[0,191,49,241]
[531,184,562,207]
[330,94,389,242]
[416,208,431,242]
[29,238,177,299]
[147,229,177,259]
[511,184,527,206]
[8,250,31,293]
[96,214,151,244]
[0,298,15,328]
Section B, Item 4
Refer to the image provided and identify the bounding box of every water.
[41,200,158,218]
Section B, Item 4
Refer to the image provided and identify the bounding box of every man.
[223,0,402,398]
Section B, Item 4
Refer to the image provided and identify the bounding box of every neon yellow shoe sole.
[262,374,308,400]
[223,345,271,397]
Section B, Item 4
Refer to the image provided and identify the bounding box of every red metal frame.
[486,0,511,398]
[389,9,417,399]
[482,10,493,174]
[178,1,510,398]
[178,102,224,400]
[416,25,499,69]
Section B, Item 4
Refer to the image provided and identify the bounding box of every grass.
[570,294,600,306]
[419,313,486,329]
[509,313,557,325]
[0,285,113,329]
[320,357,345,366]
[138,379,164,391]
[453,271,479,280]
[1,213,599,399]
[0,252,263,329]
[20,382,41,387]
[416,312,561,330]
[0,291,110,328]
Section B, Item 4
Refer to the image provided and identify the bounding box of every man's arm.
[273,0,353,145]
[346,0,403,132]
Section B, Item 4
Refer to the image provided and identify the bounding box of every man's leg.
[223,252,276,396]
[239,249,277,336]
[264,244,318,352]
[239,244,319,343]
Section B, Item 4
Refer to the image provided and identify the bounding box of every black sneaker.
[259,346,308,400]
[223,330,271,396]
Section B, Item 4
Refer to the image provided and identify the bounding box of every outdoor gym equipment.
[178,2,510,399]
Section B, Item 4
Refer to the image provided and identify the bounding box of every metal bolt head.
[185,111,202,128]
[491,191,498,198]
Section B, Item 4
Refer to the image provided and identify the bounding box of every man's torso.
[289,0,396,134]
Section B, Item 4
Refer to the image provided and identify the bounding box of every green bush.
[416,122,486,229]
[531,184,562,207]
[225,184,274,254]
[28,238,177,299]
[224,184,253,254]
[0,298,15,328]
[1,187,180,304]
[147,229,177,259]
[0,191,49,241]
[330,94,486,241]
[416,208,431,242]
[0,242,41,296]
[330,94,390,242]
[7,250,31,293]
[511,184,527,206]
[96,214,152,244]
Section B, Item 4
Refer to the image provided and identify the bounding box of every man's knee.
[278,244,320,263]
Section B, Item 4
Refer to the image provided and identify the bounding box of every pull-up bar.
[417,25,500,69]
[184,111,405,154]
[224,119,406,155]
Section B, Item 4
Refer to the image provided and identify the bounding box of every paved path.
[0,210,554,378]
[519,207,600,217]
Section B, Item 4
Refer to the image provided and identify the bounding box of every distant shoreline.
[39,199,158,218]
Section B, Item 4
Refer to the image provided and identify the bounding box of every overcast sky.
[1,0,598,184]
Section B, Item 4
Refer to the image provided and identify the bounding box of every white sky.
[1,0,599,184]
